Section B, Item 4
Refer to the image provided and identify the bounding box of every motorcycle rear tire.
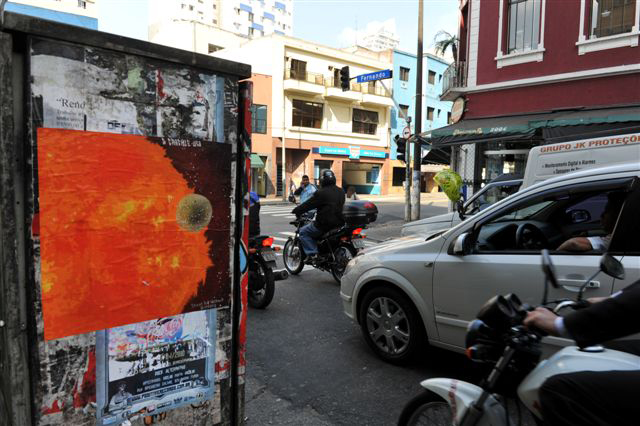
[397,390,453,426]
[283,238,304,275]
[330,244,357,284]
[248,257,275,309]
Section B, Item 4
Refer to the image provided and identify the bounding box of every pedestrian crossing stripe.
[272,236,288,242]
[279,231,296,236]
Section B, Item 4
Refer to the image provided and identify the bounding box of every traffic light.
[395,135,407,163]
[340,66,350,92]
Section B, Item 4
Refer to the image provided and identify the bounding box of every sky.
[99,0,459,56]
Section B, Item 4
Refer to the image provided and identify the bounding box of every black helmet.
[319,169,336,187]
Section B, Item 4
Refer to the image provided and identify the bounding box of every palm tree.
[433,30,458,63]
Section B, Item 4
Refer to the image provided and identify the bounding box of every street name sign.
[356,69,392,83]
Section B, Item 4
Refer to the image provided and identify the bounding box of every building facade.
[149,0,292,43]
[5,0,97,29]
[214,35,395,197]
[433,0,640,196]
[388,50,452,194]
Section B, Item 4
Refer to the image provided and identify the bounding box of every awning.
[250,154,265,168]
[422,147,451,165]
[423,105,640,148]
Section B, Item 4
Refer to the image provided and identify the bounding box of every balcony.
[323,77,362,102]
[441,60,467,101]
[356,82,394,107]
[283,68,325,95]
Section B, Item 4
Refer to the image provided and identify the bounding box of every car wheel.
[283,238,304,275]
[358,286,426,364]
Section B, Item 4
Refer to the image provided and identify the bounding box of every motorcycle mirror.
[600,253,625,280]
[541,249,559,289]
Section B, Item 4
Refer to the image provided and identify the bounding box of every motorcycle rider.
[524,278,640,425]
[292,169,345,262]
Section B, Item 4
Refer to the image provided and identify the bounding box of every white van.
[522,132,640,189]
[402,132,640,237]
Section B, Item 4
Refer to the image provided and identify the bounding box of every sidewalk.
[260,192,449,205]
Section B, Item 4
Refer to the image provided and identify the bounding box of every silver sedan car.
[341,164,640,364]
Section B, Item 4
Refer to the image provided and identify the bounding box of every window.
[472,187,629,253]
[251,104,267,134]
[507,0,541,53]
[437,109,441,117]
[189,5,194,11]
[428,70,436,84]
[249,27,254,36]
[427,107,434,121]
[392,167,406,186]
[249,12,254,21]
[352,109,379,135]
[292,100,323,128]
[366,166,380,184]
[399,67,410,81]
[589,0,636,38]
[447,111,452,124]
[398,104,409,119]
[439,74,442,82]
[290,59,306,80]
[78,0,86,8]
[333,68,341,88]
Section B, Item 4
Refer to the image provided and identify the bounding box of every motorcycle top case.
[343,200,378,226]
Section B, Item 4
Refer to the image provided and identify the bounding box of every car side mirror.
[569,209,591,224]
[455,200,465,221]
[600,253,625,280]
[452,232,472,255]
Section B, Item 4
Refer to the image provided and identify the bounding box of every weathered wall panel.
[19,36,244,426]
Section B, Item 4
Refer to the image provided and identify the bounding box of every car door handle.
[558,278,600,292]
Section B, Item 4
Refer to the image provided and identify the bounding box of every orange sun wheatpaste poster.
[37,128,231,340]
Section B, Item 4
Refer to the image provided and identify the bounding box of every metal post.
[281,67,287,201]
[404,140,412,222]
[411,0,424,221]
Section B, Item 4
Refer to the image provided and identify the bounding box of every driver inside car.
[556,192,625,252]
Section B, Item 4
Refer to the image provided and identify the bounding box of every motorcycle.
[248,235,288,309]
[398,250,636,426]
[282,215,367,284]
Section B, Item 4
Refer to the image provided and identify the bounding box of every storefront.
[422,106,640,197]
[311,145,388,195]
[250,153,267,197]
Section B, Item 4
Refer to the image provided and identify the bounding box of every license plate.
[352,239,365,249]
[261,249,276,262]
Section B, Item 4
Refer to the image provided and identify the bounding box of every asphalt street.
[244,198,487,425]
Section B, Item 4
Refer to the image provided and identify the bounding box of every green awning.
[250,154,265,168]
[423,105,640,148]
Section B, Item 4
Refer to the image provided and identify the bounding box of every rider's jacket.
[565,279,640,348]
[292,184,345,232]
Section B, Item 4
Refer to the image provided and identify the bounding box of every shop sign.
[451,97,465,123]
[349,146,361,159]
[315,146,387,159]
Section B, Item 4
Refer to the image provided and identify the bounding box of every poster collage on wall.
[29,37,242,424]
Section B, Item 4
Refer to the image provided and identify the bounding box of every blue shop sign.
[314,146,387,159]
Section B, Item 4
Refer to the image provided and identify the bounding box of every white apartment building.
[6,0,97,28]
[149,0,292,41]
[214,35,396,196]
[359,29,400,52]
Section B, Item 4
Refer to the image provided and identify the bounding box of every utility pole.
[405,137,412,222]
[411,0,424,221]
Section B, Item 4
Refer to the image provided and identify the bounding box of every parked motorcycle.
[398,250,635,426]
[248,235,288,309]
[282,200,378,283]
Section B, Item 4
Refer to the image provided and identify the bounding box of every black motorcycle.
[282,200,378,283]
[248,235,288,309]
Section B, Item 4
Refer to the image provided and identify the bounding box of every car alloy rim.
[285,242,301,270]
[365,296,410,355]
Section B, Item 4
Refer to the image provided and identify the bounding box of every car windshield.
[465,182,522,215]
[492,200,554,222]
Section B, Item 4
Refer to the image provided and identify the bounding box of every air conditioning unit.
[400,82,408,89]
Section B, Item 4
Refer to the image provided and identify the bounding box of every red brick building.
[428,0,640,194]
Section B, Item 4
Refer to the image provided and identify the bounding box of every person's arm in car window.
[557,237,593,252]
